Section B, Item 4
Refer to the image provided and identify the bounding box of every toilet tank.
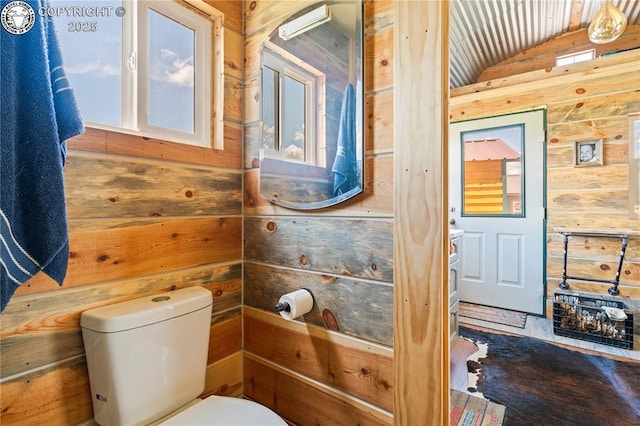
[81,287,213,426]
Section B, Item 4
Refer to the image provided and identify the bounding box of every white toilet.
[81,286,286,426]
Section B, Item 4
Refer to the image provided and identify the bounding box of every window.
[461,124,524,217]
[555,49,595,67]
[261,45,325,166]
[52,0,219,147]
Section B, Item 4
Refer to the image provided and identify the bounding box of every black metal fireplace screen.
[553,293,634,349]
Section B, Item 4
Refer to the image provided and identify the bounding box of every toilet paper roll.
[277,289,313,320]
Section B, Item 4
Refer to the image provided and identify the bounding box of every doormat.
[459,302,527,328]
[451,389,505,426]
[460,326,640,426]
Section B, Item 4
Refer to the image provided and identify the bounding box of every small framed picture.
[574,139,603,167]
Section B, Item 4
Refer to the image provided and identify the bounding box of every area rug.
[451,389,505,426]
[459,303,527,328]
[460,326,640,426]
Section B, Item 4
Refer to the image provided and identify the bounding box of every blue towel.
[1,0,84,311]
[331,83,356,196]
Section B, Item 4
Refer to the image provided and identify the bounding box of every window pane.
[282,75,305,161]
[53,0,122,127]
[148,9,194,133]
[261,66,277,151]
[462,125,524,216]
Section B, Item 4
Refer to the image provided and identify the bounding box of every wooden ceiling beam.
[569,0,585,31]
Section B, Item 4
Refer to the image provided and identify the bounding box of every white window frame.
[261,42,326,167]
[63,0,221,148]
[555,49,595,67]
[135,1,211,146]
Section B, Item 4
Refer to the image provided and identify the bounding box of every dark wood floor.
[450,336,478,392]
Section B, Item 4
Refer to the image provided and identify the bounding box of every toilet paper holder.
[274,289,314,320]
[274,301,291,313]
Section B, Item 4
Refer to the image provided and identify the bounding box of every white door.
[449,110,545,315]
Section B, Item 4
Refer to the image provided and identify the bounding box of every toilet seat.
[159,395,287,425]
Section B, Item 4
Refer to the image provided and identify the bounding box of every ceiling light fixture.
[279,4,332,41]
[588,0,627,44]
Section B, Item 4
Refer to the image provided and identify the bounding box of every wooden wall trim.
[67,126,243,169]
[244,307,392,356]
[450,61,638,121]
[244,309,393,411]
[393,1,449,424]
[245,352,393,424]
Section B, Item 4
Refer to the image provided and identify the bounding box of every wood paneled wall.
[451,44,640,324]
[0,2,245,425]
[243,1,395,424]
[477,26,640,83]
[4,1,636,425]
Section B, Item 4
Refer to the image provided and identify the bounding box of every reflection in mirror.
[461,125,524,216]
[259,1,363,209]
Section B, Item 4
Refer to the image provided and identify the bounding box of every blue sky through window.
[52,0,122,127]
[148,9,194,133]
[52,0,196,134]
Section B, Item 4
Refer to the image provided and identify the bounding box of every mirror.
[259,0,364,209]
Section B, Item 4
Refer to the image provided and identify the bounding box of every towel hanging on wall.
[1,0,84,312]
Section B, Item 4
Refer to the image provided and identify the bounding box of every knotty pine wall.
[3,2,635,425]
[0,1,244,425]
[243,1,395,424]
[450,33,640,327]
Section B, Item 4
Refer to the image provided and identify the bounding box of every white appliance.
[81,286,286,425]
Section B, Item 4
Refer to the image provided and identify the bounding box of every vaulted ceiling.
[450,0,640,88]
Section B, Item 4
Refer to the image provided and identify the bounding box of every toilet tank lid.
[81,287,213,333]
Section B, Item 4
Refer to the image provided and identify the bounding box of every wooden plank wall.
[451,42,640,325]
[243,1,395,424]
[477,26,640,83]
[0,2,245,425]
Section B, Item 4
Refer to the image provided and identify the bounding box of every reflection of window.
[261,46,325,166]
[53,0,218,147]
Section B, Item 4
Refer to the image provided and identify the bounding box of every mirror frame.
[258,0,365,210]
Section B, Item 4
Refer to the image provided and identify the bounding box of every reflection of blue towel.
[1,0,84,311]
[332,83,356,196]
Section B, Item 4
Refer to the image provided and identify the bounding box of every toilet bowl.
[157,395,285,425]
[81,287,286,425]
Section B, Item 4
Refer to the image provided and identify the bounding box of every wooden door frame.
[393,1,450,424]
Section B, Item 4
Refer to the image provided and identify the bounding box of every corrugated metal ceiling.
[450,0,640,88]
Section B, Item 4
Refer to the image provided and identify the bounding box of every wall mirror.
[259,0,364,209]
